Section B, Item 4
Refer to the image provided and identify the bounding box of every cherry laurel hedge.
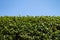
[0,16,60,40]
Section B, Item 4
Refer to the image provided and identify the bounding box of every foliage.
[0,16,60,40]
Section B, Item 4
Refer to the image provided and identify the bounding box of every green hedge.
[0,16,60,40]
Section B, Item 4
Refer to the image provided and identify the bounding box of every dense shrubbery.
[0,16,60,40]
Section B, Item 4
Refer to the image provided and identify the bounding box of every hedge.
[0,16,60,40]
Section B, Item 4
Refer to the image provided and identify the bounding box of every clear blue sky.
[0,0,60,16]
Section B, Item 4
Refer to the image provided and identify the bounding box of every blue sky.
[0,0,60,16]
